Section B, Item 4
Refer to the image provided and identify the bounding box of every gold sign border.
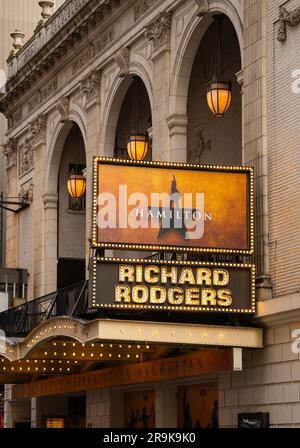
[90,257,256,314]
[92,157,254,255]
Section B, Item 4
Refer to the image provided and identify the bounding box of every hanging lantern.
[206,81,232,118]
[127,133,149,161]
[126,77,150,161]
[67,174,86,199]
[206,15,232,118]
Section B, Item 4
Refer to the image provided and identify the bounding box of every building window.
[68,164,86,211]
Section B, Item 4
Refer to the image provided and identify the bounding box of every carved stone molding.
[113,47,130,77]
[80,70,101,109]
[278,5,300,42]
[2,138,18,169]
[72,28,114,75]
[27,78,57,114]
[145,12,172,59]
[134,0,160,21]
[195,0,209,17]
[56,97,69,123]
[7,108,22,130]
[167,114,188,137]
[19,139,34,177]
[43,193,58,210]
[29,114,47,146]
[19,182,33,203]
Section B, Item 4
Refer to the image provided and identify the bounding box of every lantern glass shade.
[67,174,86,199]
[206,82,232,118]
[127,134,149,161]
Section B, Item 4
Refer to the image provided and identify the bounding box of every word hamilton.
[115,264,234,308]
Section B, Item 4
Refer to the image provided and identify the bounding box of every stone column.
[79,70,102,275]
[4,385,12,428]
[167,114,188,162]
[2,139,18,269]
[155,381,177,428]
[243,0,271,300]
[42,193,58,294]
[145,12,172,161]
[86,389,111,428]
[31,397,41,428]
[30,115,49,298]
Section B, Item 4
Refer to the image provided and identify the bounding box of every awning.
[0,316,263,386]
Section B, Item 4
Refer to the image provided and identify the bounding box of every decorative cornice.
[2,138,18,169]
[0,0,120,114]
[278,5,300,42]
[145,12,172,59]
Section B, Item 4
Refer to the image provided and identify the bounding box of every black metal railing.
[0,281,88,337]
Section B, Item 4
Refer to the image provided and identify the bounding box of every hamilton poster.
[92,159,254,254]
[124,390,155,429]
[177,383,219,428]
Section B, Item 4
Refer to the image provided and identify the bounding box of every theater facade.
[0,0,300,428]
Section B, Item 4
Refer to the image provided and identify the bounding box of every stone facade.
[1,0,300,428]
[0,0,65,266]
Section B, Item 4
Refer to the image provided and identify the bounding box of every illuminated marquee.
[90,258,255,314]
[92,158,254,255]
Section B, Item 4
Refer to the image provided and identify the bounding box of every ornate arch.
[100,61,153,156]
[45,104,87,196]
[169,0,243,118]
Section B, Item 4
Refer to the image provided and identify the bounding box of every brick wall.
[219,322,300,427]
[267,0,300,297]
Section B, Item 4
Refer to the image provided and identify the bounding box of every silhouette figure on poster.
[138,403,154,428]
[183,388,193,428]
[128,410,138,428]
[211,400,219,428]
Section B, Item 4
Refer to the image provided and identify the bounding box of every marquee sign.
[90,258,255,314]
[92,158,254,255]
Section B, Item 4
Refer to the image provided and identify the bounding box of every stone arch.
[45,112,87,197]
[100,62,153,156]
[169,1,243,118]
[43,112,87,295]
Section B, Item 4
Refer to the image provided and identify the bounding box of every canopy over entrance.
[0,316,262,386]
